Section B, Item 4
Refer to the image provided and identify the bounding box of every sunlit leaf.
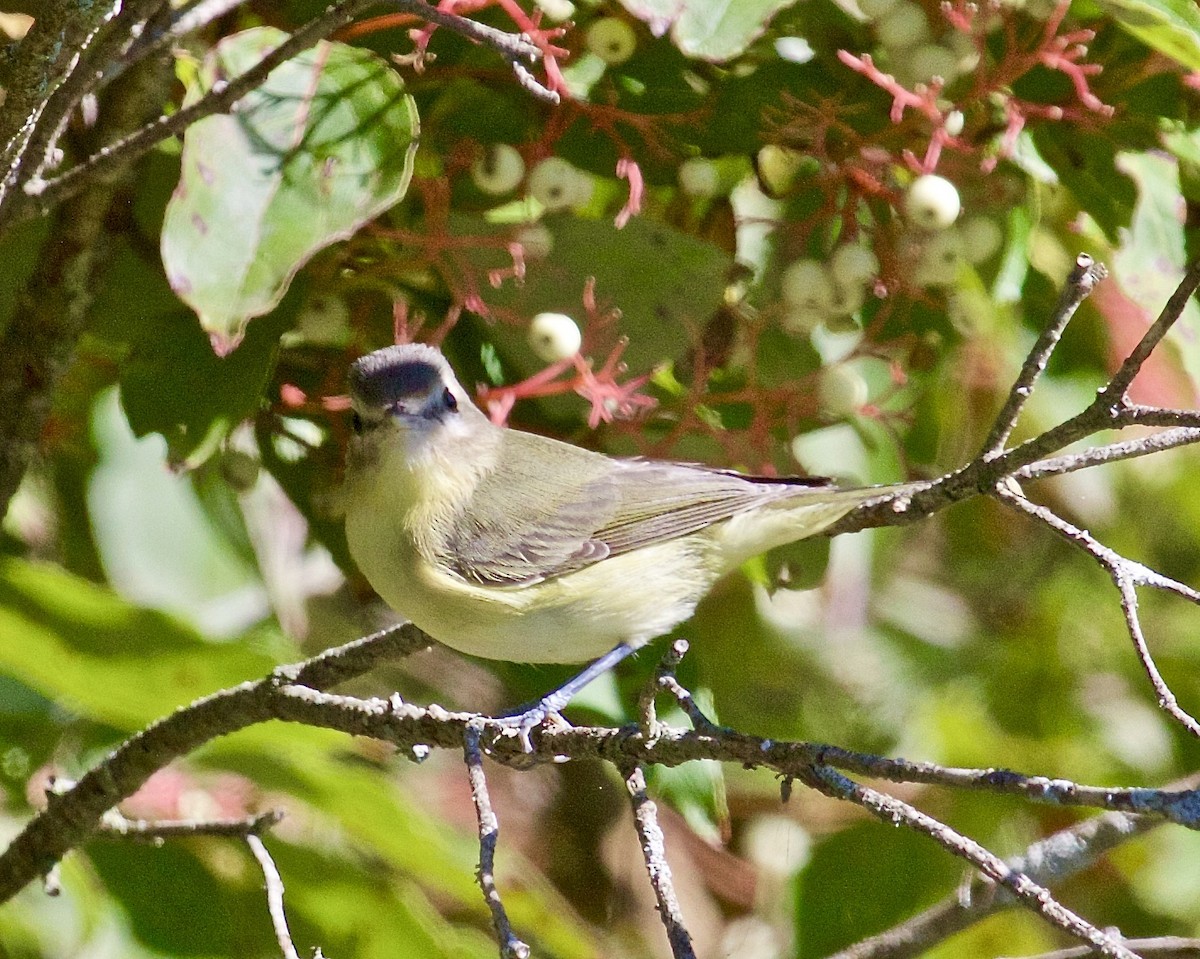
[617,0,798,61]
[1096,0,1200,70]
[161,27,419,353]
[0,557,277,730]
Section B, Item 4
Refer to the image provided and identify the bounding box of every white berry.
[774,36,815,63]
[914,230,963,287]
[534,0,575,21]
[818,364,869,418]
[876,2,929,49]
[943,109,965,137]
[907,43,961,83]
[528,312,582,362]
[859,0,901,18]
[781,305,825,337]
[905,174,961,230]
[471,143,525,196]
[829,243,879,289]
[528,157,592,211]
[586,17,637,65]
[781,259,837,315]
[959,216,1003,264]
[756,144,806,195]
[678,157,720,197]
[514,223,554,259]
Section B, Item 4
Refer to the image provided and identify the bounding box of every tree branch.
[247,834,308,959]
[981,253,1108,456]
[0,624,427,904]
[999,489,1200,739]
[795,765,1141,959]
[825,783,1188,959]
[14,0,548,225]
[464,722,530,959]
[621,762,697,959]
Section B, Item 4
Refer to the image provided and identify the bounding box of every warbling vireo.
[343,343,911,745]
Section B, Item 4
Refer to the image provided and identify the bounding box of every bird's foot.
[494,696,573,752]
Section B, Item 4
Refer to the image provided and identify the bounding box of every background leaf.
[161,27,419,353]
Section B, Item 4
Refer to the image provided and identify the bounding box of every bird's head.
[347,344,491,470]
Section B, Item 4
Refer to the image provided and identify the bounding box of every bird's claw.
[494,701,571,752]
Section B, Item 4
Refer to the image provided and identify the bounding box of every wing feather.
[438,431,837,586]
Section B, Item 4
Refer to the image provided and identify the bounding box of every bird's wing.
[439,431,836,587]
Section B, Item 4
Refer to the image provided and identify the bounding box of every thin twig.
[621,762,697,959]
[18,0,548,223]
[130,0,252,62]
[464,722,530,959]
[19,0,375,219]
[982,253,1108,456]
[1012,427,1200,483]
[98,809,283,840]
[1003,938,1200,959]
[999,489,1200,739]
[0,0,119,216]
[247,834,304,959]
[795,765,1142,959]
[638,639,690,736]
[825,781,1187,959]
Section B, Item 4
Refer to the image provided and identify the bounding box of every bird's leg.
[497,641,638,752]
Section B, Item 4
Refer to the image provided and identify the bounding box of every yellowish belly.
[345,503,713,663]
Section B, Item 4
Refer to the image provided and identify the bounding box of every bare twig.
[795,765,1142,959]
[464,722,530,959]
[638,639,693,736]
[18,0,549,223]
[18,0,374,220]
[99,809,283,840]
[999,489,1200,739]
[0,624,428,904]
[1004,938,1200,959]
[247,834,305,959]
[0,1,118,216]
[825,785,1186,959]
[621,763,696,959]
[1012,427,1200,483]
[982,253,1108,456]
[129,0,254,63]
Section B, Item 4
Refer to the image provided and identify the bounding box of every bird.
[342,342,913,747]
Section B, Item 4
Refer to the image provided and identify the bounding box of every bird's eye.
[351,411,363,435]
[443,387,458,412]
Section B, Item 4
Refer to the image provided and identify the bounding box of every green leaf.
[1031,126,1135,240]
[477,214,732,382]
[617,0,799,61]
[797,821,962,958]
[204,725,603,958]
[0,556,277,730]
[161,27,419,353]
[1095,0,1200,70]
[1112,151,1200,388]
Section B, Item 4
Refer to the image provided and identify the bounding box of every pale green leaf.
[1113,151,1200,388]
[617,0,799,61]
[162,27,419,353]
[1096,0,1200,70]
[0,557,277,730]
